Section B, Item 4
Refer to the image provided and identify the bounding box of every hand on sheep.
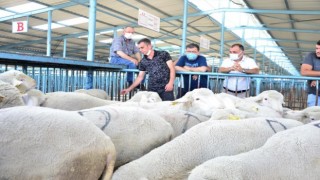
[121,89,130,95]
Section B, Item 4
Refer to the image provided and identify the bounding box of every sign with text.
[12,21,28,33]
[138,9,160,32]
[200,36,210,50]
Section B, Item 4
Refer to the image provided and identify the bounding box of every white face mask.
[124,33,133,39]
[229,53,239,61]
[146,50,151,56]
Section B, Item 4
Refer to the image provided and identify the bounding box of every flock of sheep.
[0,70,319,180]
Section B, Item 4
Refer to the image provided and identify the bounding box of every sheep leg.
[100,154,116,180]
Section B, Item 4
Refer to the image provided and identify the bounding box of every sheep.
[215,90,285,114]
[0,80,25,108]
[244,90,284,114]
[0,106,116,180]
[283,106,320,124]
[21,88,47,106]
[174,88,225,115]
[112,117,303,180]
[111,88,224,117]
[149,108,210,138]
[77,105,174,167]
[75,88,111,100]
[41,91,119,110]
[0,70,36,93]
[188,120,320,180]
[209,101,283,121]
[128,91,162,103]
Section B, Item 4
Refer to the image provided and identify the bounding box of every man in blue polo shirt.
[110,26,141,86]
[175,43,208,98]
[301,40,320,107]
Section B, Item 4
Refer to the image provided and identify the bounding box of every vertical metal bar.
[47,10,52,56]
[87,0,97,61]
[63,38,67,58]
[219,12,226,65]
[180,0,188,55]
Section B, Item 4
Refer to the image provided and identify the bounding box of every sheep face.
[255,90,284,114]
[174,88,224,117]
[0,70,36,93]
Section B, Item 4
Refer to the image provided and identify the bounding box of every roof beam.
[0,0,89,22]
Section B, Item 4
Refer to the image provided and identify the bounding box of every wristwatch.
[242,69,246,73]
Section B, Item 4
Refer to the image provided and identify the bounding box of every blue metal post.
[63,38,67,58]
[219,12,226,65]
[87,0,97,61]
[46,10,52,56]
[180,0,188,55]
[86,0,97,89]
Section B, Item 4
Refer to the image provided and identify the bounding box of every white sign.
[138,9,160,32]
[12,21,28,33]
[200,36,210,49]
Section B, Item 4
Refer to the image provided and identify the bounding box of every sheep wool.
[0,106,116,180]
[112,117,303,180]
[188,120,320,180]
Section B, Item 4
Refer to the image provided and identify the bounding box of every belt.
[223,87,249,93]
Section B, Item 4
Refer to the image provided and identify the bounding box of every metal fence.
[1,55,319,110]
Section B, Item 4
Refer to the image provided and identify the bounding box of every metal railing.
[1,53,320,110]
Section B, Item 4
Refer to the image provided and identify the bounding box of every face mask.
[124,33,133,39]
[146,50,151,56]
[229,53,239,61]
[186,53,198,61]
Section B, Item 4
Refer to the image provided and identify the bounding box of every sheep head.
[174,88,224,117]
[250,90,284,114]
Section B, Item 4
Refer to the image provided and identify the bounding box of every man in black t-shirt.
[301,40,320,107]
[121,38,175,101]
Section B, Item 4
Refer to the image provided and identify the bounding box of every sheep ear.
[250,95,263,103]
[12,79,23,87]
[0,93,4,102]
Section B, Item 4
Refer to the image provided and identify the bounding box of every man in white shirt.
[218,43,259,98]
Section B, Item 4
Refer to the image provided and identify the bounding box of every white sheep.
[21,88,47,106]
[215,90,285,114]
[128,91,162,103]
[209,101,283,121]
[244,90,284,114]
[149,108,210,138]
[0,106,116,180]
[112,88,224,117]
[0,70,36,93]
[41,91,119,110]
[0,80,25,108]
[283,106,320,124]
[112,118,303,180]
[188,120,320,180]
[168,88,225,116]
[77,105,174,167]
[75,88,111,100]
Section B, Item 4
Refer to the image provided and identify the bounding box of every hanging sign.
[200,36,210,50]
[12,21,28,33]
[138,9,160,32]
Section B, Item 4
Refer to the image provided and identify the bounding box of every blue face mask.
[186,53,198,61]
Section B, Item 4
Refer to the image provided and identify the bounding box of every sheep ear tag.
[228,114,240,120]
[171,101,179,106]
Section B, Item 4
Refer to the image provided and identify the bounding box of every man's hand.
[192,75,198,80]
[131,59,138,65]
[120,89,130,95]
[165,83,174,91]
[311,80,317,87]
